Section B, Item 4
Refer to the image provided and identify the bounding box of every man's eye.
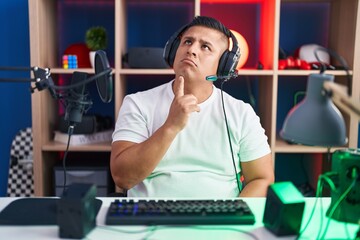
[202,45,210,50]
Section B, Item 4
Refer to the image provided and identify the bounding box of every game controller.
[278,56,311,70]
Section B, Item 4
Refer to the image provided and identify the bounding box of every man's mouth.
[181,58,197,67]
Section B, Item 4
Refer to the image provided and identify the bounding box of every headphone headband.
[163,23,240,76]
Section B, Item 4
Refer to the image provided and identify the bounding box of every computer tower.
[326,149,360,223]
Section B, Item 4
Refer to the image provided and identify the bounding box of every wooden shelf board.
[50,68,96,74]
[277,70,352,76]
[42,141,111,152]
[274,139,346,153]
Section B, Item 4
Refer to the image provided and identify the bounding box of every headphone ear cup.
[217,50,238,76]
[163,25,188,68]
[217,32,240,76]
[217,51,230,76]
[163,37,180,68]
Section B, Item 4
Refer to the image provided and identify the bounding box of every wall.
[0,0,31,196]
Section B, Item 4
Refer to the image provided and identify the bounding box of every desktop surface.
[0,197,358,240]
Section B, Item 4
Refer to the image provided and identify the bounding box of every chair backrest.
[7,127,34,197]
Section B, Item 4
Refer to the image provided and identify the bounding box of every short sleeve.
[112,95,149,143]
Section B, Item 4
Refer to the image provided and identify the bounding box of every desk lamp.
[280,47,360,224]
[280,73,348,146]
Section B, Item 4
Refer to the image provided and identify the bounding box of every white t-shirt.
[112,80,271,198]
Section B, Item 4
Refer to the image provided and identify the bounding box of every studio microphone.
[64,71,93,126]
[206,70,238,82]
[62,50,112,129]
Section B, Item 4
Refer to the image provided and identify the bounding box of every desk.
[0,197,358,240]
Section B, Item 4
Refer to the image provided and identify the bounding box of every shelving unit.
[28,0,359,196]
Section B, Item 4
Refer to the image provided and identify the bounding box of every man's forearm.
[239,178,272,197]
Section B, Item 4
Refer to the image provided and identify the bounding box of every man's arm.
[110,126,179,190]
[239,153,274,197]
[110,76,200,190]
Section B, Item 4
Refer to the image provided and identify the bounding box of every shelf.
[274,139,346,153]
[237,69,274,76]
[277,70,353,76]
[29,0,360,196]
[120,69,175,75]
[42,141,111,152]
[50,68,96,74]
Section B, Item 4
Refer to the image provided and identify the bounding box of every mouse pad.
[0,198,102,225]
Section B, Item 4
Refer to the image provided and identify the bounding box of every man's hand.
[165,76,200,133]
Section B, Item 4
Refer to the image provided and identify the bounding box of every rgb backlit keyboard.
[105,199,255,225]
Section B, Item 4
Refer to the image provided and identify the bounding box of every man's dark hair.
[184,16,231,38]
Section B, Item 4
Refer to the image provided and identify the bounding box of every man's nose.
[187,43,198,56]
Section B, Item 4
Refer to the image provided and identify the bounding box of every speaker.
[124,47,169,69]
[263,182,305,236]
[57,183,97,239]
[326,149,360,223]
[163,17,240,76]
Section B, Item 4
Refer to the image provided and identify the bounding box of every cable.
[220,79,242,195]
[296,176,322,239]
[319,172,338,193]
[293,91,306,107]
[314,47,352,95]
[189,226,259,240]
[51,68,112,91]
[245,76,256,108]
[62,125,74,193]
[297,171,337,239]
[320,172,358,240]
[96,225,259,240]
[316,175,326,240]
[96,225,155,234]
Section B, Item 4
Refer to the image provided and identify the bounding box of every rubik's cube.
[62,55,78,69]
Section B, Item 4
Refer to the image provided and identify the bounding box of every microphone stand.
[0,64,113,196]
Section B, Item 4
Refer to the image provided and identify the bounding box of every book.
[53,129,113,145]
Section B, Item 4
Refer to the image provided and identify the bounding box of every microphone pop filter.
[94,50,113,103]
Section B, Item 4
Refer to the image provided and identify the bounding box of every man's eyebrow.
[182,36,194,41]
[182,35,215,47]
[200,39,214,47]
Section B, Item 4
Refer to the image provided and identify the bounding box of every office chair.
[6,127,34,197]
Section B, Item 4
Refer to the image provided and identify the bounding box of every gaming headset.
[163,23,241,77]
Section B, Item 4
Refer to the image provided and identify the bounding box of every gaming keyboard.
[105,199,255,225]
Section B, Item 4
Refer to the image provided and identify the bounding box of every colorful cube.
[62,55,78,69]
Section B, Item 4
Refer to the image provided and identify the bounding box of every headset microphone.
[206,70,239,82]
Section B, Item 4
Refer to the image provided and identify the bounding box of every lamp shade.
[280,74,347,147]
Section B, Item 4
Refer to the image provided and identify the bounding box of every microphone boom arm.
[0,66,58,98]
[206,70,238,82]
[323,81,360,119]
[0,66,113,100]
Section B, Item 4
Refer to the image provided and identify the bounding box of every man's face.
[173,26,228,82]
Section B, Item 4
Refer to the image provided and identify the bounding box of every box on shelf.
[53,157,114,197]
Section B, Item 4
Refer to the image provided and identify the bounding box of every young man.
[111,16,274,198]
